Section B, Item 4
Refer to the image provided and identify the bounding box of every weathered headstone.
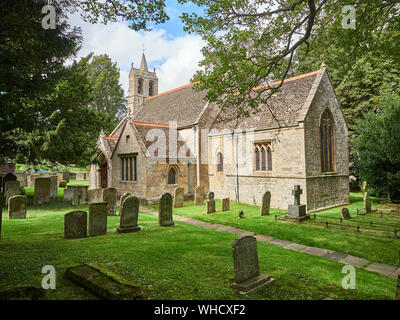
[194,186,204,206]
[286,185,308,221]
[49,176,58,200]
[119,192,132,209]
[63,187,74,202]
[206,192,216,214]
[363,181,371,213]
[8,195,27,219]
[117,196,140,233]
[158,193,174,227]
[103,187,117,216]
[57,172,70,183]
[88,188,103,204]
[173,187,184,208]
[15,172,27,188]
[70,186,88,206]
[5,187,22,205]
[341,208,351,219]
[34,177,51,205]
[222,198,230,211]
[4,180,20,201]
[64,211,87,239]
[260,191,271,216]
[232,235,273,293]
[89,202,108,236]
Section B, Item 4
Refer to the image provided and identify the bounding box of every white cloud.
[69,14,205,95]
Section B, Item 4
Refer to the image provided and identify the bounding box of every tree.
[353,93,400,200]
[84,53,127,121]
[180,0,400,124]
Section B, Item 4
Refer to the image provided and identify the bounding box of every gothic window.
[120,155,137,181]
[320,109,335,172]
[168,167,176,185]
[217,152,223,172]
[138,78,143,94]
[149,81,154,96]
[254,143,272,171]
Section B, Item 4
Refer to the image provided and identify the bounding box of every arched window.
[267,147,272,171]
[138,78,143,94]
[320,109,335,172]
[217,152,223,172]
[168,167,176,185]
[261,147,266,171]
[255,148,260,171]
[149,81,154,96]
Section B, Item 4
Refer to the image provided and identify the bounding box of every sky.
[69,1,205,95]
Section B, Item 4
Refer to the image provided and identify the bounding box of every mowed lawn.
[0,197,397,299]
[146,193,400,267]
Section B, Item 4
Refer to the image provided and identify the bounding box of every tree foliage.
[354,93,400,200]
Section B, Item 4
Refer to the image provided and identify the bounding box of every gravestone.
[76,172,85,181]
[232,235,273,293]
[27,173,40,187]
[158,193,174,227]
[64,211,87,239]
[363,181,371,213]
[119,192,132,209]
[286,185,309,221]
[15,172,27,188]
[5,187,23,205]
[49,176,58,200]
[70,186,89,206]
[117,196,140,233]
[59,180,67,188]
[260,191,271,216]
[194,186,204,206]
[34,177,51,205]
[63,187,75,202]
[103,187,117,216]
[88,188,103,204]
[8,195,27,219]
[206,192,216,214]
[173,187,184,208]
[89,202,108,236]
[222,198,230,211]
[341,208,351,219]
[4,180,20,200]
[57,172,70,183]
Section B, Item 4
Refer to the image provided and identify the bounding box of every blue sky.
[70,0,206,95]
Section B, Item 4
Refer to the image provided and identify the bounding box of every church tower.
[127,53,159,115]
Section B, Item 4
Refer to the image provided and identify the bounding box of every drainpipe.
[196,126,201,187]
[188,162,191,194]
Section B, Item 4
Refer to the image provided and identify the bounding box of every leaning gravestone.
[341,208,351,219]
[103,187,117,216]
[34,177,51,205]
[8,195,27,219]
[286,185,309,221]
[222,198,230,211]
[260,191,271,216]
[363,181,371,213]
[173,187,184,208]
[194,186,204,206]
[119,192,132,209]
[206,192,216,214]
[117,196,140,233]
[89,202,107,236]
[158,193,174,227]
[88,188,103,204]
[64,211,87,239]
[232,235,273,294]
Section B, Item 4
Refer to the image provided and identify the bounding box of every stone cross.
[292,185,302,205]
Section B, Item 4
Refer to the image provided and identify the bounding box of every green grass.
[0,200,397,300]
[146,193,400,266]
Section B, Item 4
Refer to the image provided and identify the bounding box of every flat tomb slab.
[64,264,143,300]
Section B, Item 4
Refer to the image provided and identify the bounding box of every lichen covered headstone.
[102,187,117,216]
[341,208,351,219]
[64,211,87,239]
[89,202,108,236]
[8,195,27,219]
[194,185,204,206]
[119,192,132,209]
[117,196,140,233]
[206,192,216,214]
[158,193,174,227]
[173,187,184,208]
[34,177,51,205]
[260,191,271,216]
[222,198,230,211]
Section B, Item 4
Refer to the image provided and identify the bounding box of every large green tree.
[354,93,400,200]
[84,53,127,121]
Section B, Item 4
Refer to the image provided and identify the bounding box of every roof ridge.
[146,81,200,101]
[252,70,320,91]
[132,120,176,128]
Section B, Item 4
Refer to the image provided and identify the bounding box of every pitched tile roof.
[210,71,319,131]
[134,82,208,127]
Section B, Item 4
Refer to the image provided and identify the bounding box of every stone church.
[89,53,349,212]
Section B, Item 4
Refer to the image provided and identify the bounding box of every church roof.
[210,70,319,131]
[133,82,208,128]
